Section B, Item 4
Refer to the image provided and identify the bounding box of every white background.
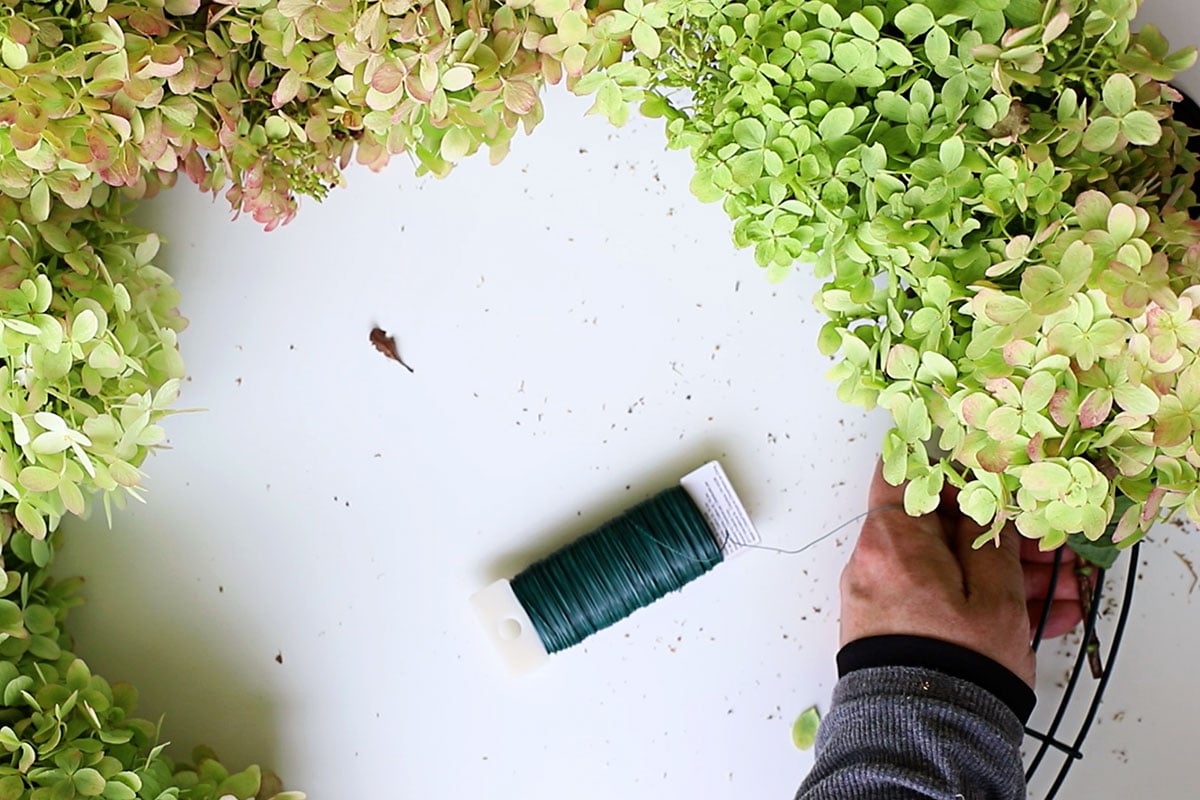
[53,2,1199,798]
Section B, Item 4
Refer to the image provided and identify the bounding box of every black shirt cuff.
[837,635,1037,724]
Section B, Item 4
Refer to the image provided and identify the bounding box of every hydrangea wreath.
[0,0,1198,795]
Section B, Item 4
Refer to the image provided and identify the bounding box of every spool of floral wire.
[471,461,759,673]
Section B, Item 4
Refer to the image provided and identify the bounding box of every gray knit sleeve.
[795,666,1027,800]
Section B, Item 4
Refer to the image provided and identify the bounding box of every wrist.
[837,634,1037,724]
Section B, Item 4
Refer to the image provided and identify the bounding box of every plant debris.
[792,706,821,751]
[1174,550,1198,595]
[369,327,414,372]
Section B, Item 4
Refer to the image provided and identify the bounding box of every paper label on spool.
[679,461,760,558]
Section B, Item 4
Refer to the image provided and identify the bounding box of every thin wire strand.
[737,504,906,555]
[509,496,905,654]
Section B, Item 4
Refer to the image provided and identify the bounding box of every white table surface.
[53,3,1200,798]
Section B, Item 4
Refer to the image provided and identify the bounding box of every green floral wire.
[510,487,722,654]
[509,491,911,654]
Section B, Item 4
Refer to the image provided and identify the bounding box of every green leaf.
[819,107,855,139]
[21,604,54,636]
[860,143,887,175]
[791,706,821,750]
[73,768,105,797]
[984,406,1021,441]
[66,659,91,691]
[0,774,20,800]
[1107,203,1138,241]
[1066,533,1120,568]
[0,602,24,639]
[502,81,538,115]
[833,42,863,73]
[817,322,841,356]
[1022,371,1057,412]
[1021,462,1071,496]
[1082,117,1121,151]
[959,483,999,527]
[441,66,473,92]
[939,136,964,171]
[533,0,568,16]
[1102,74,1136,116]
[59,479,85,516]
[689,169,724,203]
[1165,46,1199,72]
[1121,110,1161,146]
[808,63,843,82]
[1078,388,1113,428]
[72,309,99,344]
[439,128,473,162]
[29,182,50,224]
[631,21,661,59]
[216,766,261,800]
[894,4,935,38]
[733,118,766,149]
[15,502,45,540]
[555,10,587,45]
[881,431,909,485]
[87,342,122,371]
[1113,383,1159,415]
[17,743,32,774]
[817,3,840,27]
[885,344,919,379]
[877,38,914,67]
[924,26,952,66]
[917,351,956,385]
[0,39,28,71]
[18,466,59,493]
[942,73,968,111]
[101,783,135,800]
[848,12,879,41]
[731,151,765,186]
[1059,240,1094,281]
[904,471,943,516]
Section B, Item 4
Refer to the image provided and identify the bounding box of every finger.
[867,458,907,509]
[937,480,962,511]
[957,522,1024,606]
[856,461,960,579]
[935,481,964,534]
[1024,560,1081,602]
[1028,599,1084,639]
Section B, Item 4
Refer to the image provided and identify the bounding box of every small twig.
[1174,550,1198,595]
[369,327,414,372]
[1075,562,1104,679]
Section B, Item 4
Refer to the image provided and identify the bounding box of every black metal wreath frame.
[1022,542,1140,798]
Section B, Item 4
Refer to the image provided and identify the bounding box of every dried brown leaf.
[369,327,414,372]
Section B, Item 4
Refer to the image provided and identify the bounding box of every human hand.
[840,463,1036,687]
[1022,538,1085,640]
